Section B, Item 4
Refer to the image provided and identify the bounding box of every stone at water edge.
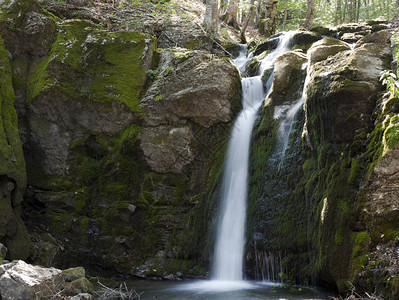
[70,293,94,300]
[62,266,86,282]
[63,277,94,296]
[0,260,63,300]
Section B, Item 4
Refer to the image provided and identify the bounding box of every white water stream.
[212,32,294,283]
[275,63,311,170]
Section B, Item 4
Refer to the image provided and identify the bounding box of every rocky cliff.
[0,0,241,278]
[247,24,399,297]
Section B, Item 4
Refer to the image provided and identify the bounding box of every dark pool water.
[125,280,336,300]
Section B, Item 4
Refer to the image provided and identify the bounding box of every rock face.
[0,8,31,260]
[0,260,63,300]
[304,31,391,146]
[140,49,239,128]
[139,49,240,173]
[0,0,56,58]
[21,19,154,184]
[0,0,241,279]
[247,28,395,294]
[350,32,399,297]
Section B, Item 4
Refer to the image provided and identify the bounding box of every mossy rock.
[308,38,350,65]
[0,0,57,58]
[62,266,86,282]
[63,277,93,296]
[253,37,279,56]
[291,30,322,48]
[27,20,155,114]
[310,25,338,37]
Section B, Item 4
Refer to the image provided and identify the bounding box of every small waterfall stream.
[275,63,311,170]
[212,32,294,282]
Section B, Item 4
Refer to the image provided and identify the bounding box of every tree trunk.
[356,0,360,22]
[363,0,369,20]
[203,0,219,34]
[335,0,342,24]
[224,0,240,29]
[262,0,279,37]
[303,0,315,29]
[240,0,255,43]
[219,0,227,15]
[282,0,289,31]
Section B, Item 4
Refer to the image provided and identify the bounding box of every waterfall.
[212,32,294,282]
[276,63,311,170]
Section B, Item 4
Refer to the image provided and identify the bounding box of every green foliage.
[275,0,398,31]
[380,70,399,99]
[146,69,158,80]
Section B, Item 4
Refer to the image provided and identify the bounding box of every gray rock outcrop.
[0,260,63,300]
[139,48,240,173]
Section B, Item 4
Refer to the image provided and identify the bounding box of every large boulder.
[307,38,351,66]
[266,51,308,106]
[303,30,392,146]
[291,30,322,48]
[253,37,280,56]
[0,260,63,300]
[140,49,240,128]
[139,48,241,174]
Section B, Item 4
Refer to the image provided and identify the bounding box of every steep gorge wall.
[0,0,241,278]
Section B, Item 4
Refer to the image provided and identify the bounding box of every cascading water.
[212,32,294,282]
[275,63,311,170]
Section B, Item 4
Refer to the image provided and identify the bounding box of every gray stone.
[139,126,195,174]
[303,30,392,146]
[139,48,240,174]
[140,48,240,128]
[0,260,63,300]
[0,2,56,58]
[291,30,322,47]
[307,38,351,66]
[70,293,94,300]
[341,32,366,43]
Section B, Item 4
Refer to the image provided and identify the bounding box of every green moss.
[348,159,360,187]
[173,50,193,60]
[74,188,87,215]
[26,20,154,115]
[330,79,371,94]
[0,36,26,186]
[51,210,74,234]
[353,232,371,257]
[383,117,399,152]
[80,217,90,235]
